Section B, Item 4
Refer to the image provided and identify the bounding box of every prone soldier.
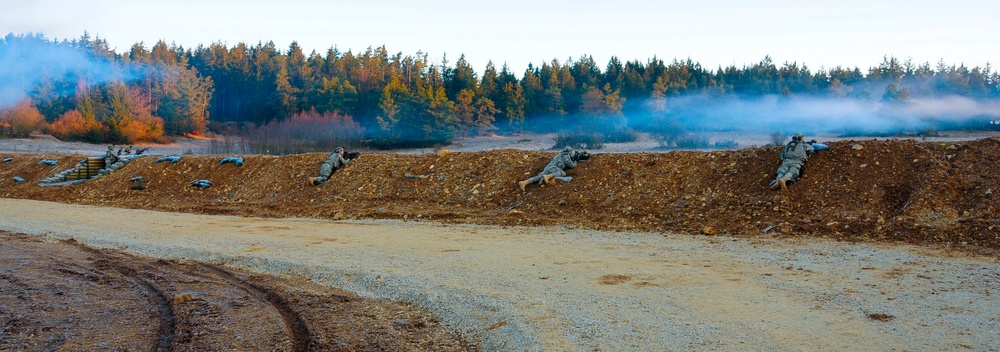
[308,147,358,186]
[518,146,588,192]
[769,133,815,191]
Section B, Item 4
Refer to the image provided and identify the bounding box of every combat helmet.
[563,146,574,153]
[335,147,344,152]
[792,133,804,141]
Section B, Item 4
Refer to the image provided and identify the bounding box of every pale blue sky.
[3,0,997,74]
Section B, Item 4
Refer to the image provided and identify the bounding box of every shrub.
[0,101,45,138]
[240,109,365,155]
[206,136,240,154]
[649,117,686,148]
[603,127,638,143]
[553,132,604,150]
[674,135,711,149]
[119,113,165,143]
[49,110,104,142]
[207,121,243,135]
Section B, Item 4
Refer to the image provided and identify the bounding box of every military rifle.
[571,150,593,162]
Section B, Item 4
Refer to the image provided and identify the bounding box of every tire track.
[70,242,176,352]
[196,263,310,352]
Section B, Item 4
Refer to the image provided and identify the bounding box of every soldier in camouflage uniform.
[518,146,578,191]
[308,147,349,186]
[769,133,815,191]
[103,145,119,168]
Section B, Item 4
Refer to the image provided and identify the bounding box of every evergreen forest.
[1,32,998,152]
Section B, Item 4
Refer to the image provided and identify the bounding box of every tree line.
[2,32,998,147]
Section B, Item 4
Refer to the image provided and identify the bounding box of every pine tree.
[445,54,478,100]
[503,82,525,130]
[104,83,134,142]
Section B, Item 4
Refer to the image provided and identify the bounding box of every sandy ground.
[2,198,998,351]
[2,132,1000,350]
[395,131,1000,156]
[3,130,998,156]
[0,134,214,156]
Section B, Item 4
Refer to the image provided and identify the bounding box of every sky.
[2,0,998,75]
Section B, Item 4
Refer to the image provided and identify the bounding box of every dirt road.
[0,233,471,351]
[2,198,998,351]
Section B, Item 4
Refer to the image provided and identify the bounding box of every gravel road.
[4,131,998,156]
[2,198,998,351]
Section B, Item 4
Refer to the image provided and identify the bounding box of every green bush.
[675,135,711,149]
[603,127,638,143]
[553,133,604,150]
[649,117,686,148]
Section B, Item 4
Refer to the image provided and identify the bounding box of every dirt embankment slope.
[1,138,998,250]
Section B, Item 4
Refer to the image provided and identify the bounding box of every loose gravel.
[2,198,999,351]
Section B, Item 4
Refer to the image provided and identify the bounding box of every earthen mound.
[2,138,997,251]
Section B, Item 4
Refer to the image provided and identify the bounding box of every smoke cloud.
[628,94,1000,136]
[0,37,142,108]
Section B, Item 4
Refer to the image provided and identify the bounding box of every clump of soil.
[1,138,998,251]
[867,313,896,322]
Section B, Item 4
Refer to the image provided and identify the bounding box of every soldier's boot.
[307,177,319,186]
[769,179,780,190]
[518,180,529,192]
[778,178,789,191]
[542,174,554,184]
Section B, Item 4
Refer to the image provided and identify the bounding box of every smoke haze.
[629,94,1000,136]
[0,37,141,108]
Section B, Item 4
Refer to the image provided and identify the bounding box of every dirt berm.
[1,138,998,251]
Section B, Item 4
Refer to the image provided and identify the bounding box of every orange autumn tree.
[0,100,46,138]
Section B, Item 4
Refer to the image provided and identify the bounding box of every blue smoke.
[628,94,1000,135]
[0,34,143,108]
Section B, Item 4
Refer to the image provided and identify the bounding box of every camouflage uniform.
[770,134,814,190]
[103,145,119,168]
[519,147,578,191]
[312,147,349,185]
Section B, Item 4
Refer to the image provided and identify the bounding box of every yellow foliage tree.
[49,109,104,141]
[120,112,165,143]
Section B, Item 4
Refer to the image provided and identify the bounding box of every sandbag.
[811,142,831,151]
[156,156,182,163]
[219,156,244,166]
[189,179,213,188]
